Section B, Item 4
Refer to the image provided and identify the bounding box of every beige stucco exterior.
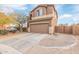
[28,4,58,34]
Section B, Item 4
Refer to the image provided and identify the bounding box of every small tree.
[9,13,28,32]
[0,12,19,30]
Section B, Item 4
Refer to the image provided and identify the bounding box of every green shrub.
[0,30,8,35]
[22,28,27,32]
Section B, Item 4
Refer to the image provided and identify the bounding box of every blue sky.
[55,4,79,25]
[0,4,79,25]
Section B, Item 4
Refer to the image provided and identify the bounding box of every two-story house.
[28,4,58,34]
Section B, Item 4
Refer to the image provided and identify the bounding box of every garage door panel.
[30,24,49,33]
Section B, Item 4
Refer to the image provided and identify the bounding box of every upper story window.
[36,9,43,16]
[36,10,40,16]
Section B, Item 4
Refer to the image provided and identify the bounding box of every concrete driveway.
[0,44,21,54]
[0,33,48,53]
[0,33,77,54]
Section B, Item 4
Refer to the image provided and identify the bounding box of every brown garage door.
[30,23,49,33]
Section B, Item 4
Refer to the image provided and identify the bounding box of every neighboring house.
[0,24,17,30]
[28,4,58,34]
[0,24,9,30]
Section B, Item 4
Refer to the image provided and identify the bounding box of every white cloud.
[0,4,28,15]
[58,13,79,24]
[0,7,14,15]
[59,14,72,19]
[72,14,79,24]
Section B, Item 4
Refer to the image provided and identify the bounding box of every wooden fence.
[55,25,72,34]
[72,25,79,35]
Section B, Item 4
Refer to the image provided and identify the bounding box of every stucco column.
[27,23,30,32]
[49,17,56,35]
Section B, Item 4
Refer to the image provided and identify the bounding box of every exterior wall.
[31,7,43,17]
[47,6,54,14]
[49,7,58,34]
[29,20,50,25]
[31,5,55,18]
[49,18,56,34]
[28,4,57,34]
